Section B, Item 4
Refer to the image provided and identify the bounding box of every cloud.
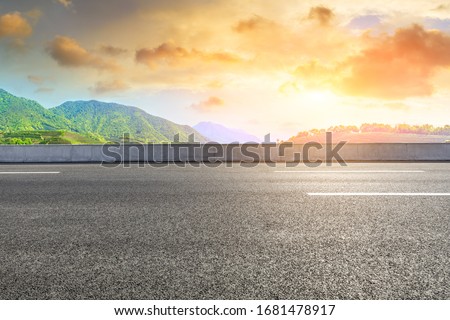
[0,12,32,39]
[433,4,449,12]
[382,102,410,110]
[57,0,73,8]
[46,36,119,71]
[35,87,54,94]
[27,75,45,85]
[135,41,241,69]
[190,96,224,112]
[99,45,128,56]
[279,60,340,96]
[293,61,338,89]
[90,79,129,94]
[206,80,224,89]
[287,24,450,99]
[25,9,43,24]
[339,24,450,99]
[231,12,351,69]
[233,15,274,33]
[307,6,334,26]
[347,15,381,30]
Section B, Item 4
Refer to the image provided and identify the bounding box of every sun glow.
[302,90,338,105]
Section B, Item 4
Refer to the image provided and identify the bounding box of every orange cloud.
[57,0,73,8]
[191,96,224,112]
[233,15,274,33]
[91,79,129,94]
[307,6,334,26]
[99,45,128,56]
[280,60,340,95]
[293,61,338,89]
[46,36,119,71]
[339,24,450,99]
[0,12,32,39]
[27,75,45,85]
[136,42,241,69]
[287,24,450,99]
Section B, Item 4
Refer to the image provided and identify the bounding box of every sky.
[1,0,450,139]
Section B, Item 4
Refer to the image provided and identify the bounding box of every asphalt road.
[0,162,449,299]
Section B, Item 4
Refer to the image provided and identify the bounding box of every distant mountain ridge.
[51,100,206,143]
[193,121,261,143]
[0,89,206,143]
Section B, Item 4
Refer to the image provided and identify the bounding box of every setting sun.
[302,90,338,104]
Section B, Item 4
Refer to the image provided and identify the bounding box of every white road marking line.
[275,170,425,173]
[308,193,450,196]
[0,172,60,174]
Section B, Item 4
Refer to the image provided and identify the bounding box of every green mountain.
[0,89,71,131]
[0,89,207,144]
[51,100,206,143]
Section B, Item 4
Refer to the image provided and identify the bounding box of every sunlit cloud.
[307,6,335,26]
[57,0,73,9]
[278,81,301,95]
[135,41,241,69]
[90,79,129,94]
[339,24,450,99]
[233,15,275,33]
[27,75,45,85]
[283,23,450,100]
[191,96,225,112]
[0,12,32,39]
[347,15,382,30]
[433,4,449,12]
[99,45,128,56]
[46,36,120,71]
[292,61,338,90]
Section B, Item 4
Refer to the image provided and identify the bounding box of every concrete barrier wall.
[0,143,449,163]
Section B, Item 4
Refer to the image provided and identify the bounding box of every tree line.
[292,124,450,139]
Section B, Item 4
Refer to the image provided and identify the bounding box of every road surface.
[0,162,449,299]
